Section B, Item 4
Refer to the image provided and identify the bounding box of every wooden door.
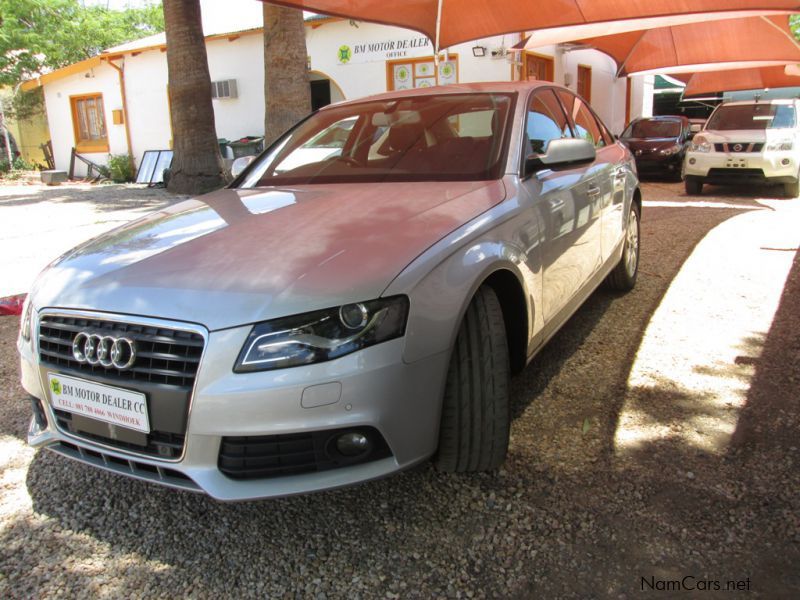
[577,65,592,102]
[525,53,554,82]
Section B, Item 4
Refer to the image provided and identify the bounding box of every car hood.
[622,138,680,153]
[31,181,506,330]
[697,129,787,144]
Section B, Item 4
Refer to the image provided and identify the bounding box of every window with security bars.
[70,94,108,153]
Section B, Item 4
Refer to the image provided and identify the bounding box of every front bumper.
[634,153,683,175]
[683,150,799,182]
[20,310,449,501]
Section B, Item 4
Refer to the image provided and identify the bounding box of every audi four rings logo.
[72,333,137,369]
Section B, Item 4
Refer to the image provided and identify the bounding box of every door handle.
[614,168,627,180]
[587,186,601,197]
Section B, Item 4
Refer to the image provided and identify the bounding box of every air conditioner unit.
[211,79,238,99]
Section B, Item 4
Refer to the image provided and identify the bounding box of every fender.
[383,176,543,365]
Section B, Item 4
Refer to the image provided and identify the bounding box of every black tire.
[434,286,510,472]
[606,202,641,291]
[685,177,703,195]
[784,179,799,198]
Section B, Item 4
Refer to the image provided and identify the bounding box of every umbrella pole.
[434,0,443,67]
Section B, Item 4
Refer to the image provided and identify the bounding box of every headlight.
[689,136,711,153]
[659,144,682,156]
[766,140,793,151]
[234,296,409,372]
[20,297,32,342]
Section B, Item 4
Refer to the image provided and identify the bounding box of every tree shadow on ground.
[0,184,184,213]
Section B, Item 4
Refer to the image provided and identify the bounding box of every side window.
[525,89,573,155]
[557,91,606,148]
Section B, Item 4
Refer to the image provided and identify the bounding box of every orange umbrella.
[267,0,800,50]
[564,15,800,76]
[680,65,800,96]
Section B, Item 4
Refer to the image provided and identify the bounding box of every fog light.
[689,158,696,165]
[782,158,791,166]
[336,432,371,456]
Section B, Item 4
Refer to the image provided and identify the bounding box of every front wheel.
[434,286,510,472]
[685,177,703,195]
[606,202,641,291]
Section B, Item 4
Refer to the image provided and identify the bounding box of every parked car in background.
[619,115,691,179]
[19,82,641,500]
[683,99,800,196]
[688,118,706,135]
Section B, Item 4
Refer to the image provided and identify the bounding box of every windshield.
[706,104,797,130]
[622,119,681,139]
[238,93,515,186]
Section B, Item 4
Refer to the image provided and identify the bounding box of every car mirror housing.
[525,138,596,176]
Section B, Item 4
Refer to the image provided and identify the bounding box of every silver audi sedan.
[18,82,641,500]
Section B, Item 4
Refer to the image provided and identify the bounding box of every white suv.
[683,99,800,197]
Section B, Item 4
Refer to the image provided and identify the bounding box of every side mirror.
[231,155,255,179]
[525,138,596,176]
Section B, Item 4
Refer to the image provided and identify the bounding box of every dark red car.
[620,116,692,179]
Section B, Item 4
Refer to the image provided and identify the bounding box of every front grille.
[53,409,185,459]
[219,427,392,480]
[38,315,204,388]
[714,142,764,153]
[707,168,766,181]
[38,314,205,460]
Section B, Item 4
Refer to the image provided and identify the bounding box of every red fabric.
[0,294,26,316]
[682,65,800,95]
[265,1,800,49]
[577,15,800,75]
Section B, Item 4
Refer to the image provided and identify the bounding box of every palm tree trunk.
[263,5,311,146]
[163,0,226,194]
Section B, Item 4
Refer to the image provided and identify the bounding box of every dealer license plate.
[47,373,150,433]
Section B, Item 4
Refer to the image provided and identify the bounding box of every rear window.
[239,93,515,186]
[622,119,681,139]
[706,104,797,130]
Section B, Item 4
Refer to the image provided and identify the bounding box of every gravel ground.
[1,180,799,598]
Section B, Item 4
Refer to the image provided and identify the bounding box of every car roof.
[632,115,687,121]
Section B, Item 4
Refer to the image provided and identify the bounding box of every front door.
[525,53,554,82]
[519,88,603,324]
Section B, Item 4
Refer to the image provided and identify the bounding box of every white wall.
[43,63,127,174]
[562,49,627,133]
[123,51,171,162]
[630,75,655,123]
[206,33,265,140]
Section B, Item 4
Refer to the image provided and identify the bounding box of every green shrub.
[0,156,34,176]
[107,154,135,183]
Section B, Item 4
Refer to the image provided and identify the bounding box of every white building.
[23,3,651,175]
